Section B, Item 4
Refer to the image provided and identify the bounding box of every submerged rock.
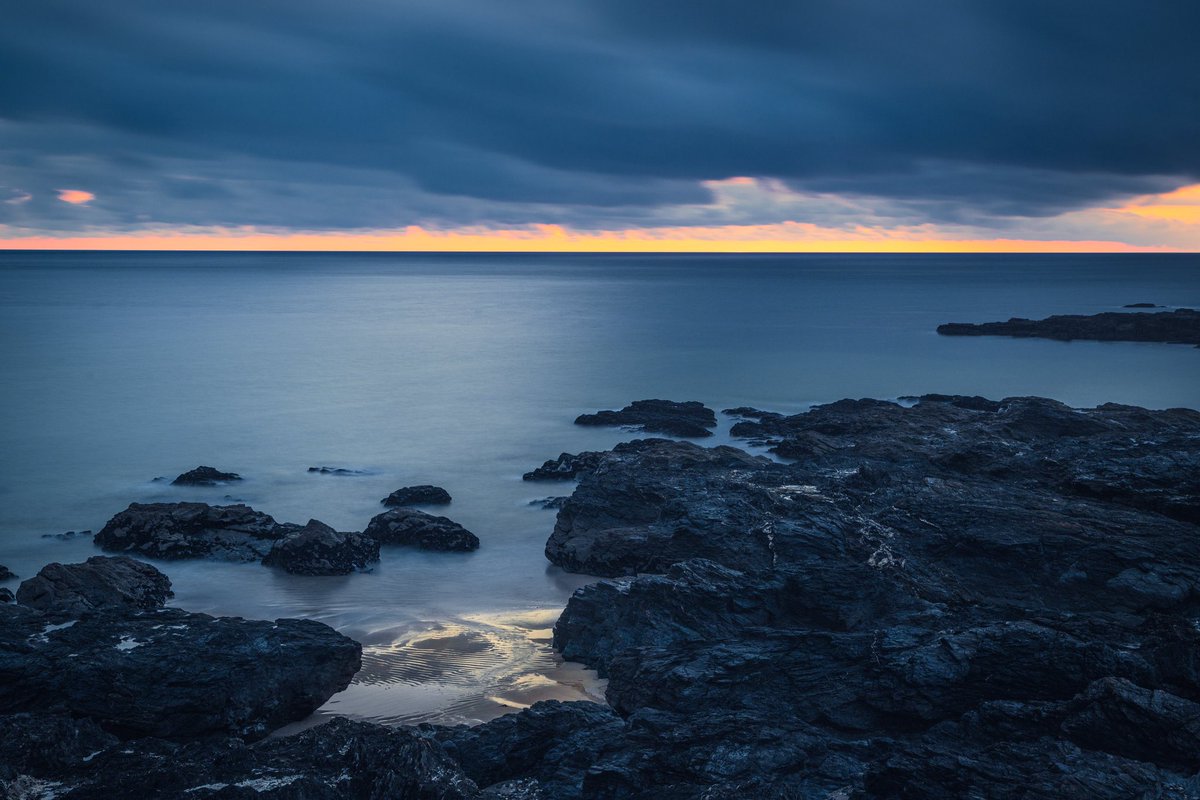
[381,484,453,506]
[94,502,292,561]
[262,519,380,575]
[170,466,242,486]
[574,399,718,438]
[364,508,480,551]
[529,496,568,510]
[937,307,1200,345]
[307,465,369,475]
[15,556,172,617]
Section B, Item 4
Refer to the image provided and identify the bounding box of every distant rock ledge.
[937,307,1200,346]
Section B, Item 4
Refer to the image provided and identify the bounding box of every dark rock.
[364,508,480,551]
[545,438,786,577]
[95,502,293,561]
[433,700,626,800]
[15,556,172,617]
[0,565,13,581]
[937,307,1200,345]
[0,713,118,780]
[0,715,476,799]
[170,466,242,486]
[307,466,369,475]
[0,589,12,604]
[522,451,604,481]
[381,484,452,506]
[0,602,361,741]
[262,519,380,575]
[1124,302,1162,308]
[574,399,718,438]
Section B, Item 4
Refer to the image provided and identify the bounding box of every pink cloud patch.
[57,189,95,205]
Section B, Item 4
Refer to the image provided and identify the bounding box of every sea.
[1,251,1197,727]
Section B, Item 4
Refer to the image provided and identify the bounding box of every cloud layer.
[1,0,1196,242]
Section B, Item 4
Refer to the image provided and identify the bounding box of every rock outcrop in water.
[381,484,453,506]
[14,556,173,616]
[170,466,243,485]
[937,307,1200,345]
[0,557,361,745]
[364,507,481,551]
[0,565,13,581]
[522,451,604,481]
[262,519,381,575]
[574,399,718,437]
[94,502,292,561]
[307,465,369,475]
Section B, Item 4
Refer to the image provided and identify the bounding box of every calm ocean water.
[2,251,1198,725]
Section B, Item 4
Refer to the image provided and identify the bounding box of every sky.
[1,0,1197,252]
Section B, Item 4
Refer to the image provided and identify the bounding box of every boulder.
[364,508,480,551]
[15,556,172,617]
[95,502,292,561]
[381,484,452,506]
[574,399,717,438]
[262,519,380,575]
[170,466,242,486]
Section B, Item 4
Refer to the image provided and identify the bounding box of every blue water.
[1,251,1198,725]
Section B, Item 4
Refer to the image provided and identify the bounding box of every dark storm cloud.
[0,0,1196,231]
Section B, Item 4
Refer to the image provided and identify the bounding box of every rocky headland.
[938,306,1200,345]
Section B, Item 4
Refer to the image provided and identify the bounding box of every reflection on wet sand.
[274,608,606,735]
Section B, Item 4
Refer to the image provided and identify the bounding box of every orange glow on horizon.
[1116,183,1200,226]
[0,222,1179,253]
[4,182,1198,253]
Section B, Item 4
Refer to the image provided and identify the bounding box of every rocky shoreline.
[937,306,1200,346]
[3,394,1200,797]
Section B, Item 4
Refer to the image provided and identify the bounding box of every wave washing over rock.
[3,394,1200,797]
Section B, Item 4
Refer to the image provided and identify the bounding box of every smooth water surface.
[2,252,1198,725]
